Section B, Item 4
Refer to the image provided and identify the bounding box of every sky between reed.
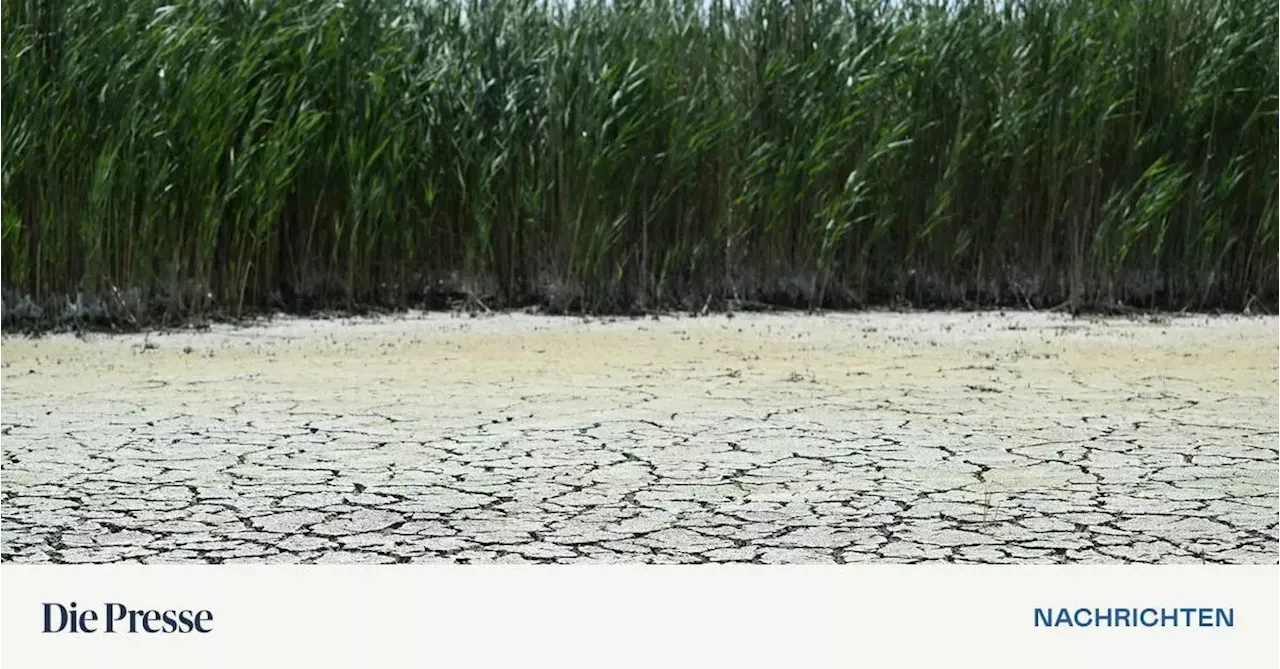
[2,0,1276,327]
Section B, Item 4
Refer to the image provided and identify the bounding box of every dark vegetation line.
[2,0,1276,332]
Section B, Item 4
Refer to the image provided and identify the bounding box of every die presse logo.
[43,602,213,634]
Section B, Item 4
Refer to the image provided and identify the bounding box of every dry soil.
[1,310,1276,564]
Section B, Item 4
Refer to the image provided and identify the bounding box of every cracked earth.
[1,311,1276,564]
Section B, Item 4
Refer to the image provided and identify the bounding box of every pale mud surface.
[2,311,1276,564]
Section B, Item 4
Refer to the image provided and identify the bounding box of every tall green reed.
[2,0,1275,328]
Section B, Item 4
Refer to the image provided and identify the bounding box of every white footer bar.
[2,565,1275,668]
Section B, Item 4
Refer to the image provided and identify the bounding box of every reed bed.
[2,0,1276,329]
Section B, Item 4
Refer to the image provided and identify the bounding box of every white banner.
[2,565,1275,668]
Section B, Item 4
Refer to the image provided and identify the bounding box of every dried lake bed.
[1,310,1276,564]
